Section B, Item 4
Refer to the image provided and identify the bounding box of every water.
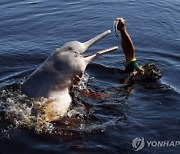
[0,0,180,153]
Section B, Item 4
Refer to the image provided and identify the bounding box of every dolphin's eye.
[68,47,73,50]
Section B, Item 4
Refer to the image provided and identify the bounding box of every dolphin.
[22,30,118,122]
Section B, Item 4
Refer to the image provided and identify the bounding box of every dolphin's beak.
[82,30,111,53]
[84,46,118,64]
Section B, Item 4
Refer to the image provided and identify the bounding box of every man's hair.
[143,63,163,80]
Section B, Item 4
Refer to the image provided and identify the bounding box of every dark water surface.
[0,0,180,154]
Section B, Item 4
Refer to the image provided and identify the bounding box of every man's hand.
[116,18,126,31]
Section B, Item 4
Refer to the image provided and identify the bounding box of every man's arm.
[116,18,136,64]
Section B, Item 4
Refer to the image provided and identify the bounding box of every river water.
[0,0,180,153]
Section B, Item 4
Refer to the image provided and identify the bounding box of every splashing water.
[0,81,54,134]
[0,74,104,137]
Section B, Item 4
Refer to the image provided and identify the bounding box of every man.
[114,18,162,83]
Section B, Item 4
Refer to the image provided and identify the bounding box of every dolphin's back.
[22,67,57,97]
[22,56,71,98]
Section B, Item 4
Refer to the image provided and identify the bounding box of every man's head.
[130,63,163,81]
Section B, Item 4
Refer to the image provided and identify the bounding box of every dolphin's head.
[55,30,117,71]
[52,30,118,89]
[54,30,118,79]
[60,30,112,54]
